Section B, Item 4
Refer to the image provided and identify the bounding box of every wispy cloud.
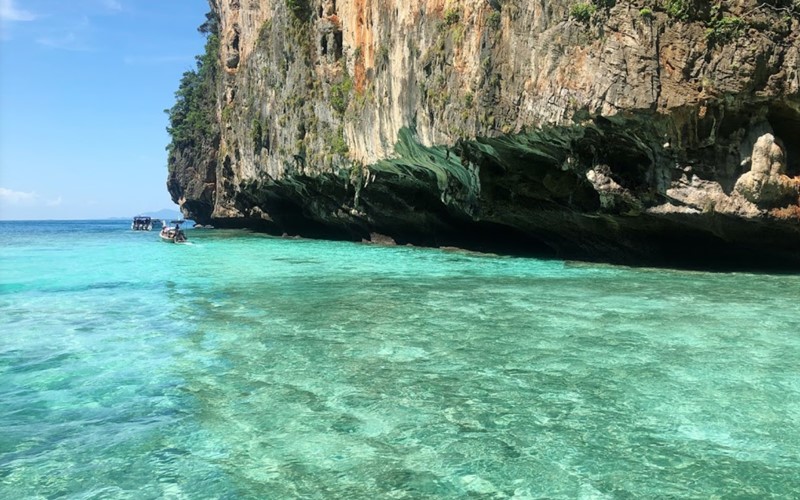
[0,0,37,22]
[0,188,62,207]
[36,31,93,51]
[100,0,123,12]
[35,15,94,51]
[0,187,38,204]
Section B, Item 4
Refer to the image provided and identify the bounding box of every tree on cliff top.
[165,9,220,156]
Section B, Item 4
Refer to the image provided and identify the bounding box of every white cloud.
[0,187,38,204]
[46,196,63,207]
[0,0,37,21]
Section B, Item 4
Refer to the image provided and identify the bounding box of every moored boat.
[159,220,187,243]
[131,216,152,231]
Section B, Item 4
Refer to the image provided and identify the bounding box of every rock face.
[167,0,800,269]
[734,133,798,206]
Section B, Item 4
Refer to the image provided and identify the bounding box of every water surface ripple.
[1,220,799,498]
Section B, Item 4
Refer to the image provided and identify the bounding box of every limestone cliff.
[167,0,800,269]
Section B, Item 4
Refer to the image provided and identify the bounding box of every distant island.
[139,209,184,220]
[109,209,184,220]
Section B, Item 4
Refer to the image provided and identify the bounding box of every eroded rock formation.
[167,0,800,269]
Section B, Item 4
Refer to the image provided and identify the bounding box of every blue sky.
[0,0,209,219]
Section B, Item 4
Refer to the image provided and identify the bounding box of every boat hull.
[159,230,186,243]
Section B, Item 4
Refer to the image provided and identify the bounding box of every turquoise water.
[1,220,799,498]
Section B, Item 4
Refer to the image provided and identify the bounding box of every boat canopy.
[132,216,153,230]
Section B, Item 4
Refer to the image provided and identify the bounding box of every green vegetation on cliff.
[165,10,220,158]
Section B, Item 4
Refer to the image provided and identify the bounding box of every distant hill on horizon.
[135,209,184,220]
[108,209,186,221]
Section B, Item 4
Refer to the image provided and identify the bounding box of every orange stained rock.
[352,0,374,93]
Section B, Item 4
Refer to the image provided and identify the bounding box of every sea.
[1,219,799,498]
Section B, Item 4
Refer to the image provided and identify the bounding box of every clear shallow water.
[1,220,799,498]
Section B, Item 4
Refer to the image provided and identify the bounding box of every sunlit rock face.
[735,133,798,207]
[168,0,800,269]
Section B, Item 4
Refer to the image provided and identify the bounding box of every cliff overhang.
[167,0,800,270]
